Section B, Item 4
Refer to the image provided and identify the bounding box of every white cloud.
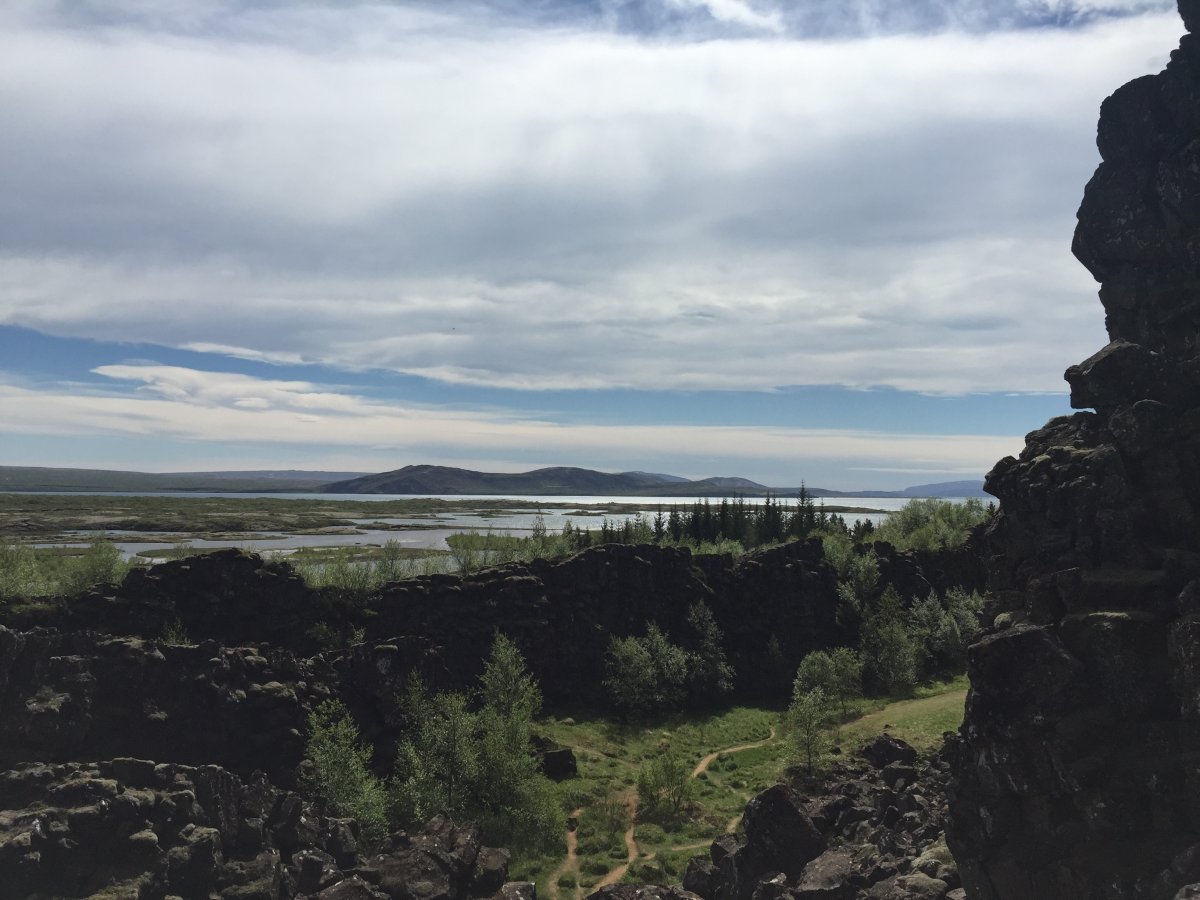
[665,0,784,32]
[0,6,1183,396]
[0,365,1020,477]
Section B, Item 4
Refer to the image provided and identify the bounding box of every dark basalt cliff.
[946,4,1200,897]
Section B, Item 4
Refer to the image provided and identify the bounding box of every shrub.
[603,624,689,717]
[0,538,43,602]
[636,747,692,823]
[62,537,127,596]
[872,498,991,551]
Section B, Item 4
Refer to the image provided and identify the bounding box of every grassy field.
[513,678,968,898]
[835,676,969,752]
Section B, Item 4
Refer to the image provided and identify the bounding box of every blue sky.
[0,0,1182,489]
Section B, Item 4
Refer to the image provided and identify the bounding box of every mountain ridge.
[319,465,987,498]
[0,464,988,497]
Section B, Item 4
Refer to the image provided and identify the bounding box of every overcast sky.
[0,0,1182,489]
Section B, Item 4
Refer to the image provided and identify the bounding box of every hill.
[321,465,772,496]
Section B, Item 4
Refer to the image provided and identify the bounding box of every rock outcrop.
[0,757,514,900]
[947,5,1200,897]
[680,737,959,900]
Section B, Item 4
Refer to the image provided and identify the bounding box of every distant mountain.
[803,480,988,499]
[0,464,987,499]
[0,466,367,493]
[322,465,770,496]
[172,470,366,483]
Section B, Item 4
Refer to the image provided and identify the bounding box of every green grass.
[513,707,780,897]
[835,676,968,753]
[513,681,970,898]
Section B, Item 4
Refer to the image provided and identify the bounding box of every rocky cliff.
[946,4,1200,897]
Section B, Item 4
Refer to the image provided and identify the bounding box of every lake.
[25,492,982,558]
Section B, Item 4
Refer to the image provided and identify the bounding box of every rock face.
[946,7,1200,897]
[0,757,511,900]
[0,626,324,783]
[680,737,958,900]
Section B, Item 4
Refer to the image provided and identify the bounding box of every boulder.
[859,736,918,770]
[740,784,825,878]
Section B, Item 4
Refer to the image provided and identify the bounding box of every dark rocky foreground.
[0,757,513,899]
[944,3,1200,897]
[0,538,976,899]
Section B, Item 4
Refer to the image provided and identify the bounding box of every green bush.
[636,748,692,823]
[62,537,127,596]
[872,498,991,551]
[0,538,44,602]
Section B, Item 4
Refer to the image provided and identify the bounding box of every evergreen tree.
[683,600,734,704]
[860,586,918,694]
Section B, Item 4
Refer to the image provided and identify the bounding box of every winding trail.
[692,727,777,835]
[691,727,777,778]
[592,791,640,889]
[548,725,780,895]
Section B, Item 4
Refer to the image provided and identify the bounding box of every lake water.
[28,492,982,559]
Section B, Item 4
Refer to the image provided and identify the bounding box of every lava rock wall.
[947,5,1200,897]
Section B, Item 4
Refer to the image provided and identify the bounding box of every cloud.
[0,365,1021,477]
[0,5,1182,398]
[664,0,784,33]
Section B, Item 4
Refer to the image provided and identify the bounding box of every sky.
[0,0,1184,490]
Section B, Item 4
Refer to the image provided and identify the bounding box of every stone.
[740,784,826,879]
[499,882,537,900]
[859,735,918,770]
[793,848,855,899]
[472,846,511,896]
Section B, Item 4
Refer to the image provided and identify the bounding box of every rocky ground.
[673,734,962,900]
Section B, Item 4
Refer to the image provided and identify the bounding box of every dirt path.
[691,727,777,778]
[547,807,585,900]
[593,792,640,889]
